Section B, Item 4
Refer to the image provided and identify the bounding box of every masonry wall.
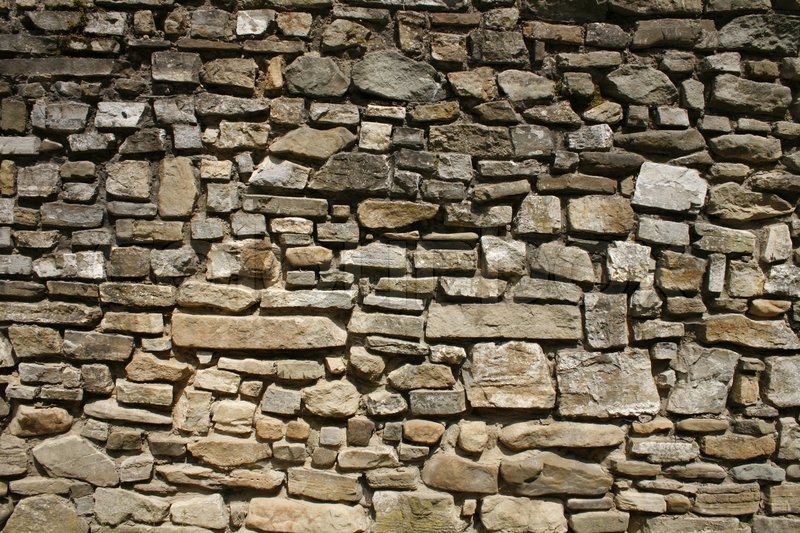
[0,0,799,531]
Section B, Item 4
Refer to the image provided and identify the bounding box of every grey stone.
[557,348,660,418]
[529,241,595,284]
[719,14,800,56]
[482,496,567,533]
[32,435,119,486]
[632,162,707,214]
[604,65,678,105]
[4,495,87,533]
[709,134,782,164]
[711,74,792,117]
[667,343,740,415]
[584,293,628,349]
[352,50,445,102]
[308,153,390,193]
[285,55,350,98]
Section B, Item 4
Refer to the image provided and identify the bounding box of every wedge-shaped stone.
[421,454,498,494]
[32,435,119,487]
[352,50,445,102]
[288,467,362,503]
[388,363,455,390]
[501,451,612,496]
[269,126,355,162]
[373,490,464,533]
[94,488,169,526]
[125,351,192,382]
[426,303,582,341]
[667,343,739,415]
[172,313,346,350]
[188,437,271,468]
[249,156,311,190]
[700,314,800,350]
[694,223,755,254]
[481,496,567,533]
[177,281,259,312]
[604,65,678,105]
[614,129,705,155]
[83,398,172,425]
[246,497,370,533]
[0,302,101,326]
[465,341,556,409]
[707,182,793,222]
[357,199,438,229]
[500,421,625,451]
[557,348,660,418]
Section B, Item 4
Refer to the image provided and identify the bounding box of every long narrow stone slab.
[0,302,101,326]
[700,314,800,350]
[425,303,582,341]
[172,313,347,350]
[0,58,125,77]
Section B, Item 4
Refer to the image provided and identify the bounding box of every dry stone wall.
[0,0,799,531]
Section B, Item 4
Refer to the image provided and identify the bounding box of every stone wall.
[0,0,799,531]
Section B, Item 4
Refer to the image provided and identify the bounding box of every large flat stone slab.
[245,497,370,533]
[700,314,800,350]
[172,313,347,350]
[426,303,582,341]
[32,435,119,487]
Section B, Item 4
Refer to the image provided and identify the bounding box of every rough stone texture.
[1,1,799,530]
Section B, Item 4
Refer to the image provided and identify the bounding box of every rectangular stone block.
[426,303,582,341]
[172,313,347,350]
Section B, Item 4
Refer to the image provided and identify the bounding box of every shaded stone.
[94,488,172,526]
[614,129,706,155]
[4,495,87,533]
[188,437,271,468]
[501,451,613,496]
[709,134,782,164]
[421,454,498,494]
[711,75,792,117]
[604,65,677,105]
[765,356,800,407]
[83,399,172,425]
[429,124,513,158]
[32,435,118,486]
[285,55,349,98]
[352,50,445,102]
[557,348,660,418]
[308,153,390,194]
[719,14,800,56]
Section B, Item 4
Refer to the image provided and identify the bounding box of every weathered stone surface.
[465,341,556,409]
[84,399,173,425]
[0,302,101,326]
[357,199,438,229]
[269,126,356,162]
[426,303,582,341]
[352,50,444,102]
[94,488,169,526]
[421,454,498,494]
[303,380,360,418]
[719,14,800,56]
[557,348,660,418]
[246,497,370,532]
[308,153,390,194]
[500,421,625,450]
[568,195,634,236]
[667,343,739,415]
[632,162,707,214]
[765,356,800,407]
[4,495,87,533]
[709,134,782,164]
[373,490,463,533]
[481,496,567,533]
[694,483,761,516]
[188,437,271,467]
[10,406,72,437]
[285,55,350,98]
[614,129,706,155]
[172,313,346,350]
[584,293,628,349]
[177,281,259,312]
[701,314,800,350]
[711,75,792,117]
[707,182,792,222]
[604,65,677,105]
[501,451,613,496]
[32,435,119,486]
[429,125,513,158]
[529,242,595,284]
